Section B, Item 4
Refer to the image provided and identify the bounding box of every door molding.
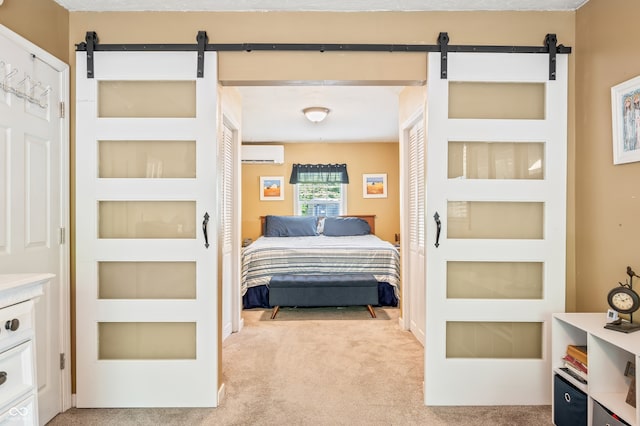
[0,24,72,415]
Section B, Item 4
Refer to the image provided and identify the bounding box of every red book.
[563,354,588,373]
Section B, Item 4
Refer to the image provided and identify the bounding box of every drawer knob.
[0,371,6,386]
[5,319,19,331]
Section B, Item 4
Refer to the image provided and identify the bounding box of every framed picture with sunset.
[363,173,387,199]
[260,176,284,201]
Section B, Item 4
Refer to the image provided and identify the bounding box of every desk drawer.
[0,342,34,411]
[0,302,33,348]
[0,395,36,425]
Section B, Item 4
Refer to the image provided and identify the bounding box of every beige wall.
[575,0,640,314]
[0,0,68,62]
[242,142,400,243]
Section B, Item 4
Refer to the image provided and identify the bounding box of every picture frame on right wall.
[363,173,387,198]
[611,74,640,165]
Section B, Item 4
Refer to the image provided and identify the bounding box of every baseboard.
[398,316,406,330]
[71,393,76,408]
[223,322,232,340]
[217,382,226,406]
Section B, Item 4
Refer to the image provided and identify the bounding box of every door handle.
[434,212,441,248]
[202,212,210,249]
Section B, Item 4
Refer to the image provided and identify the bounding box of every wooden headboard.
[260,215,376,236]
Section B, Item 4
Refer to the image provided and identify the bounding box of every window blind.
[289,163,349,184]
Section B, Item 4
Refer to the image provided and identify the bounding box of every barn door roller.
[76,31,571,81]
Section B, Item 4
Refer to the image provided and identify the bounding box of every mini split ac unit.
[241,145,284,164]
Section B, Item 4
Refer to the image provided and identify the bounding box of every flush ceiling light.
[302,107,330,123]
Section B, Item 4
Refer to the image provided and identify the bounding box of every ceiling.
[55,0,589,142]
[54,0,589,12]
[238,85,404,143]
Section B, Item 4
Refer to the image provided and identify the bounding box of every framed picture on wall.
[260,176,284,201]
[362,173,387,198]
[611,75,640,165]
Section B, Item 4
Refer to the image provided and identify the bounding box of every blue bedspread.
[241,234,400,304]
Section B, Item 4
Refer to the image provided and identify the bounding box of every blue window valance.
[289,163,349,184]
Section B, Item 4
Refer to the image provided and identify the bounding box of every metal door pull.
[434,212,441,248]
[202,212,210,248]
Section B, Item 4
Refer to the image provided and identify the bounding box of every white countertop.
[0,273,54,308]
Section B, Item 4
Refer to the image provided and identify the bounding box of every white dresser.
[0,274,52,426]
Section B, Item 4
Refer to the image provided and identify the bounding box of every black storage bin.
[592,400,630,426]
[554,374,587,426]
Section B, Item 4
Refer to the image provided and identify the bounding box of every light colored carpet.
[48,307,552,425]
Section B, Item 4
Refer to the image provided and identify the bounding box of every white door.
[0,26,68,424]
[425,52,568,405]
[75,50,219,407]
[220,88,243,337]
[220,119,237,340]
[403,115,426,345]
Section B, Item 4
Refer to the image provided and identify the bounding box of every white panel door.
[425,52,568,405]
[75,50,219,407]
[0,26,67,424]
[220,120,235,340]
[405,117,426,346]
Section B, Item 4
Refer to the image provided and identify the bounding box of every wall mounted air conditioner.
[241,145,284,164]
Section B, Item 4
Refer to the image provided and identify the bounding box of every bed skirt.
[242,282,398,309]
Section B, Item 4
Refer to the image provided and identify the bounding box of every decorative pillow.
[316,217,326,235]
[264,215,318,237]
[322,217,371,236]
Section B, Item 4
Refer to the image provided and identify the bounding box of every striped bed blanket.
[241,234,400,298]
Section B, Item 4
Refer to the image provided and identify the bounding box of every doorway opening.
[218,80,428,395]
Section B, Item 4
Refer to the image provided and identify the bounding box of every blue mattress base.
[243,281,398,309]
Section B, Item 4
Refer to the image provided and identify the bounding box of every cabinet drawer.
[0,341,34,411]
[592,400,630,426]
[0,395,36,425]
[554,374,587,426]
[0,301,33,347]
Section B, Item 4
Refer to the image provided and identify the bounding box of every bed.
[241,214,400,309]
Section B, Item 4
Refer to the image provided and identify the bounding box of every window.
[294,182,346,216]
[289,163,349,216]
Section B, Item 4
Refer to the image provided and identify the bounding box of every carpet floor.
[48,307,552,425]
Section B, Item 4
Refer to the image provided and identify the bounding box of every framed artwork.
[611,75,640,165]
[363,173,387,198]
[260,176,284,201]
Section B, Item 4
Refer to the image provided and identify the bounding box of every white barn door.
[75,50,219,407]
[425,52,568,405]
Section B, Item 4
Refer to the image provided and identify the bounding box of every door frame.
[0,24,72,415]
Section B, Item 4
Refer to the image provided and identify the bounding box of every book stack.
[561,344,588,384]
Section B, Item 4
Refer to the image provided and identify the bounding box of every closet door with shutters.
[75,50,219,407]
[407,118,426,345]
[425,52,568,405]
[220,120,236,340]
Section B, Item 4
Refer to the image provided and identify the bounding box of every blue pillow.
[264,215,318,237]
[322,217,371,236]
